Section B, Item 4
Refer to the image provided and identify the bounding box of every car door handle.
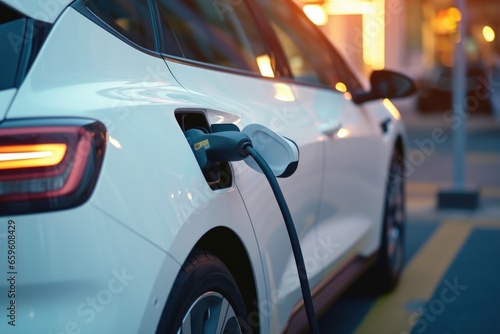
[319,122,342,137]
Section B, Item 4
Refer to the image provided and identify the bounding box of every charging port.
[175,110,233,190]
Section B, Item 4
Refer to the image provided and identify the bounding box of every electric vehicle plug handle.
[185,126,319,332]
[242,124,300,178]
[184,128,251,170]
[205,132,251,162]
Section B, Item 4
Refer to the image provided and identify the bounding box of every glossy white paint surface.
[1,5,406,333]
[292,86,388,259]
[165,60,326,330]
[3,8,267,333]
[0,205,180,333]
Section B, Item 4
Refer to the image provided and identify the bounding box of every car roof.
[1,0,73,23]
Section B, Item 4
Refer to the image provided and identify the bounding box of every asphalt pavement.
[317,102,500,334]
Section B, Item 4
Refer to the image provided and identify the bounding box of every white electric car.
[0,0,415,333]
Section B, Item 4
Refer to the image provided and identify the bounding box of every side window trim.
[147,0,164,53]
[252,0,362,92]
[154,0,281,79]
[148,0,183,57]
[159,51,274,80]
[74,0,162,56]
[262,0,336,87]
[242,0,291,79]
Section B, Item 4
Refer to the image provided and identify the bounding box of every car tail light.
[0,119,107,215]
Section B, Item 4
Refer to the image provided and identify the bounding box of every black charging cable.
[185,129,320,333]
[243,144,320,334]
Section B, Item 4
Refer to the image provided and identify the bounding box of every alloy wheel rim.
[178,291,242,334]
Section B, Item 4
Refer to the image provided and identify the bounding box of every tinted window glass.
[156,0,274,76]
[257,0,336,86]
[257,0,349,88]
[86,0,155,50]
[0,6,25,90]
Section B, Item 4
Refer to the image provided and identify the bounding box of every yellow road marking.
[442,219,500,229]
[437,219,500,230]
[407,183,500,198]
[467,153,500,165]
[406,182,438,194]
[482,186,500,198]
[473,220,500,229]
[354,222,473,334]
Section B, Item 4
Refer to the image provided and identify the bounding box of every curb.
[406,181,500,221]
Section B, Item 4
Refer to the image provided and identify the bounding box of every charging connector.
[184,126,319,334]
[184,128,251,170]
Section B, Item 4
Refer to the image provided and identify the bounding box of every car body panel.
[0,205,181,333]
[292,86,388,257]
[0,2,408,333]
[164,59,325,331]
[2,8,269,332]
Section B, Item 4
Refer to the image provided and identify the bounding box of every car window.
[156,0,275,77]
[85,0,155,50]
[256,0,359,90]
[0,5,53,90]
[0,6,25,90]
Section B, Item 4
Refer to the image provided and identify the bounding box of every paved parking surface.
[317,113,500,334]
[319,215,500,334]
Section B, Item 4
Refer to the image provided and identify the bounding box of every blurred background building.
[296,0,500,115]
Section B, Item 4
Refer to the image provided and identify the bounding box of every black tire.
[355,148,405,295]
[156,248,250,334]
[372,148,406,292]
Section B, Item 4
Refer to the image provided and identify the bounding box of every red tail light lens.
[0,119,107,215]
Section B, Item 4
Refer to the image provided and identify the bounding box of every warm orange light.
[447,7,462,22]
[434,7,461,34]
[325,0,385,70]
[326,1,374,15]
[362,0,385,70]
[256,55,275,78]
[483,26,495,43]
[383,98,401,120]
[337,128,350,138]
[0,143,67,170]
[273,83,296,102]
[303,4,328,26]
[335,82,347,93]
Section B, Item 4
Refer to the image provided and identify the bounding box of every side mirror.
[352,70,416,104]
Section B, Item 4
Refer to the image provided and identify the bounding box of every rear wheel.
[360,148,405,294]
[378,148,406,290]
[156,248,249,334]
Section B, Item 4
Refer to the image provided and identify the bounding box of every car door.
[153,0,324,329]
[256,0,389,279]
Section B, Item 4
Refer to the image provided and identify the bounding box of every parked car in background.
[417,63,493,113]
[0,0,414,333]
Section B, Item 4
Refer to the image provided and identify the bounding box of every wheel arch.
[195,226,260,332]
